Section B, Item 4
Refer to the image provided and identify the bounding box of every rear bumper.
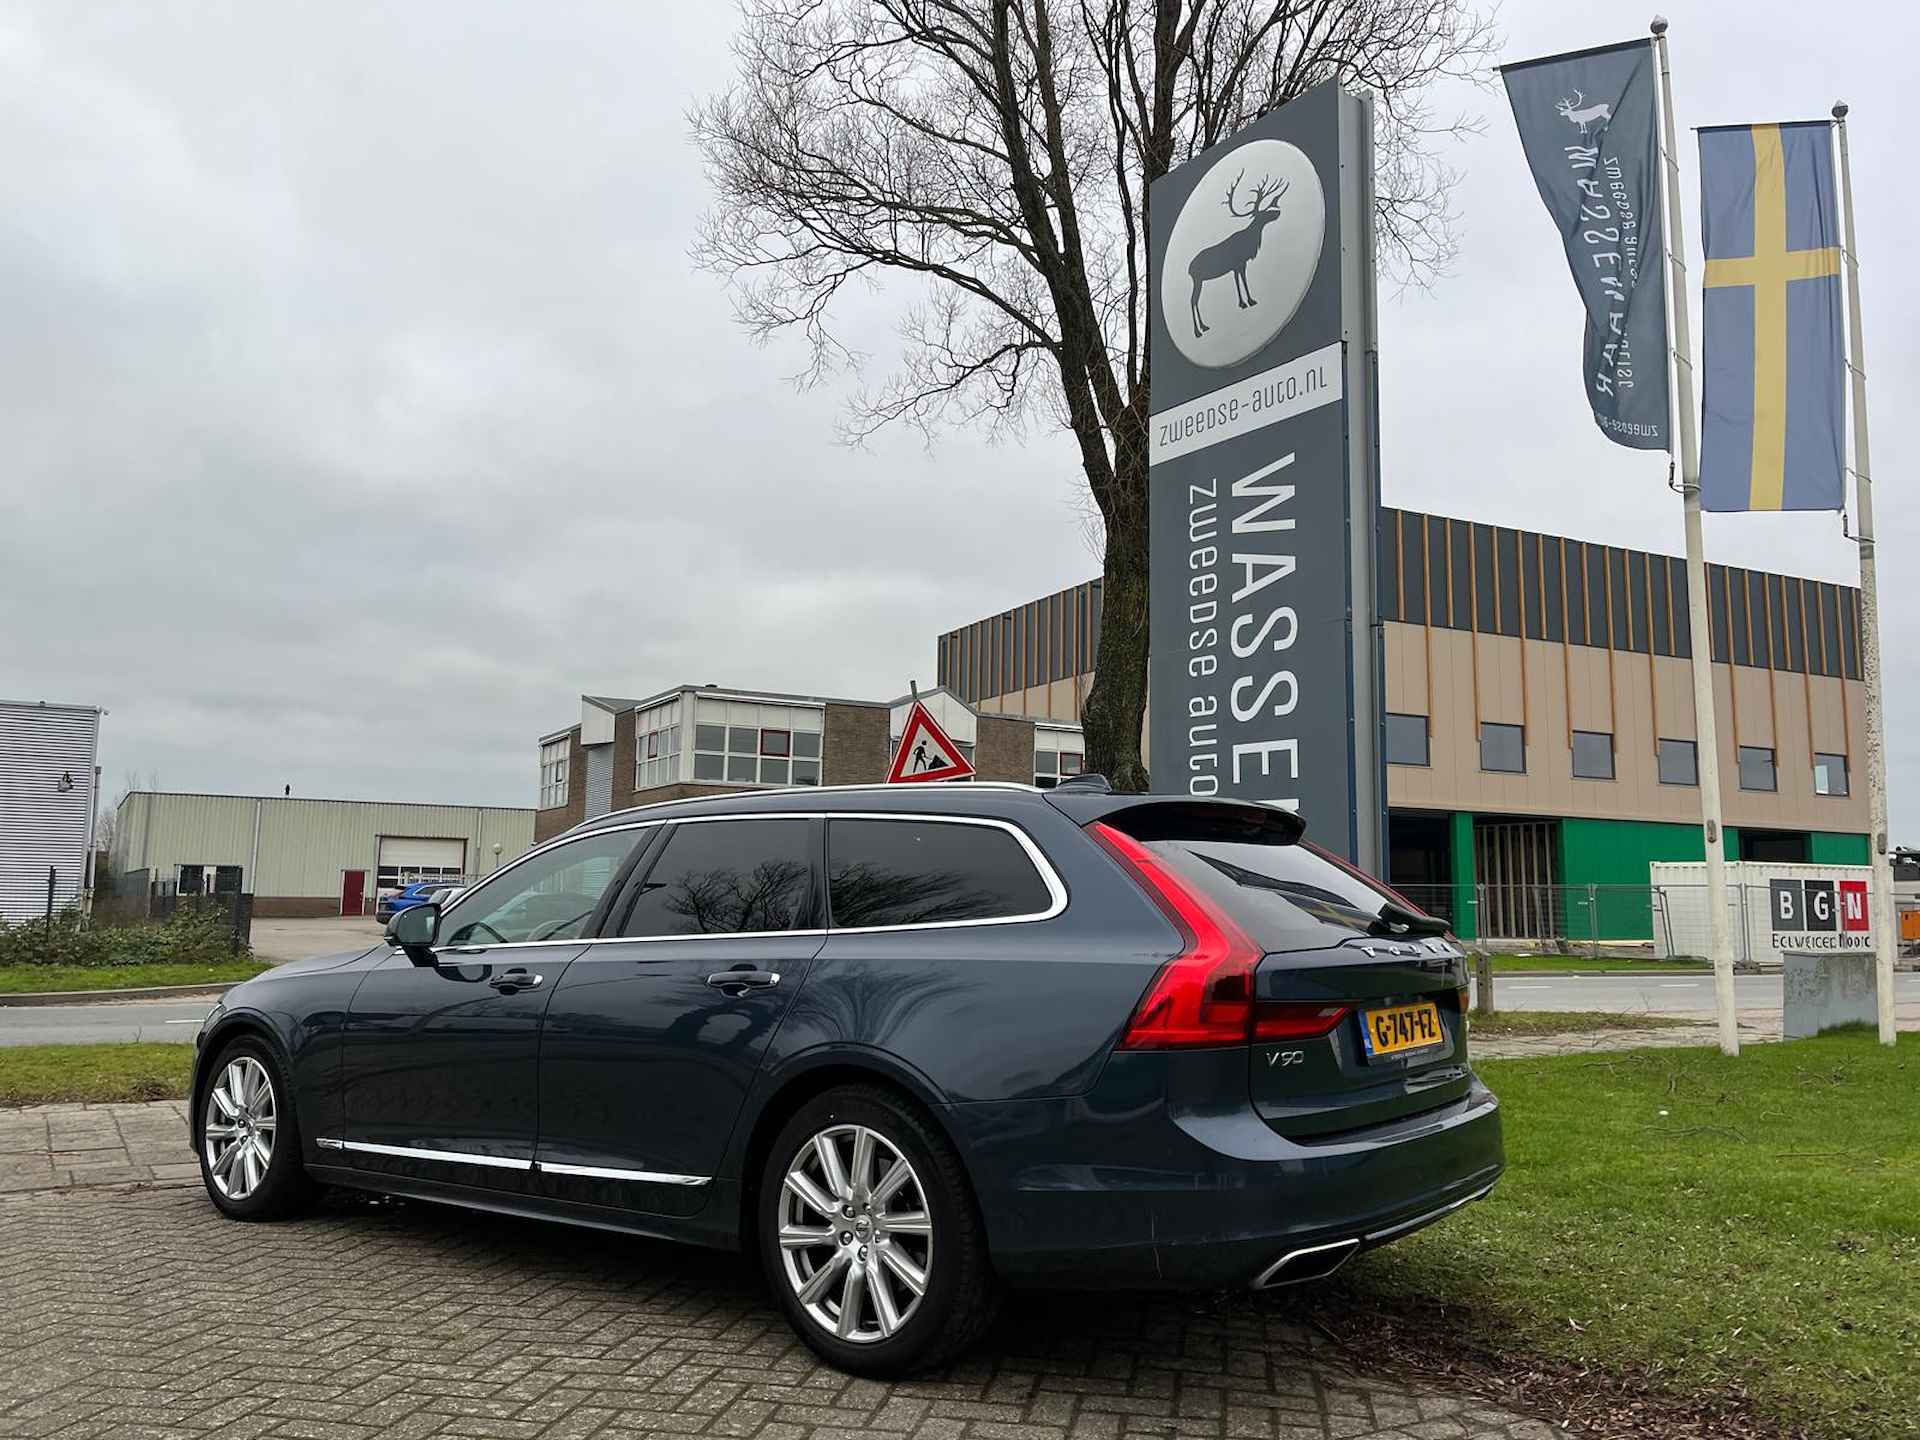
[946,1051,1504,1291]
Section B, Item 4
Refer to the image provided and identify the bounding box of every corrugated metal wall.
[112,793,534,900]
[584,744,613,819]
[0,702,102,923]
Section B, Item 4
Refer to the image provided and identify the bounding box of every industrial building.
[110,792,535,917]
[938,508,1872,941]
[533,508,1871,946]
[534,686,1084,845]
[0,700,103,923]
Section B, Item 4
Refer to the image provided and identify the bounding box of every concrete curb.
[0,984,230,1008]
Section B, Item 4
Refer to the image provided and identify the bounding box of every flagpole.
[1652,16,1739,1056]
[1832,102,1897,1046]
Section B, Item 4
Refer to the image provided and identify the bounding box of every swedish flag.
[1698,122,1846,511]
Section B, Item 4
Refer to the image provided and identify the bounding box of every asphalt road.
[1474,969,1920,1013]
[0,999,216,1047]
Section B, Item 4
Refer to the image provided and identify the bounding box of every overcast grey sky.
[3,1,1913,829]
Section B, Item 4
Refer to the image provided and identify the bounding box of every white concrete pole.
[1653,17,1739,1055]
[1832,103,1897,1046]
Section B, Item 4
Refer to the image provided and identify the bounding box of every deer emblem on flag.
[1555,90,1611,137]
[1187,172,1289,338]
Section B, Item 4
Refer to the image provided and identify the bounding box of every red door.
[341,870,367,917]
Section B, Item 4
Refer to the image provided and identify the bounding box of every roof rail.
[587,779,1043,826]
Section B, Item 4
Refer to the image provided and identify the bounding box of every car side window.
[827,818,1054,929]
[619,818,817,937]
[439,829,644,947]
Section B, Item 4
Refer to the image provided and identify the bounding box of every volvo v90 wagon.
[192,780,1502,1375]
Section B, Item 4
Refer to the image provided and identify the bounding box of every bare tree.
[693,0,1495,789]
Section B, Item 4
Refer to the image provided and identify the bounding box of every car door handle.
[488,968,544,992]
[706,969,781,993]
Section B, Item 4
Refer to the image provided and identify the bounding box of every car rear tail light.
[1251,1002,1353,1041]
[1091,822,1351,1051]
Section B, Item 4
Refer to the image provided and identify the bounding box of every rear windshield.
[1114,809,1426,952]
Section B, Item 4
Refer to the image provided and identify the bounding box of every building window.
[1479,722,1525,774]
[1385,712,1429,767]
[633,698,683,792]
[1657,738,1698,786]
[1033,726,1085,788]
[692,698,823,786]
[1813,751,1849,797]
[1738,745,1777,792]
[1571,730,1615,780]
[539,738,570,809]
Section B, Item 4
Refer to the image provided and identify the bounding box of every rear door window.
[827,818,1056,929]
[619,818,818,937]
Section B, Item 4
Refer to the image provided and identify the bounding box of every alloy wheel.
[203,1055,276,1201]
[777,1123,933,1343]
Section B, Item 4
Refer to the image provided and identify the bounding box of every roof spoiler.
[1041,789,1306,845]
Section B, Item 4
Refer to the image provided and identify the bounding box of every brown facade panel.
[822,702,890,787]
[609,707,639,815]
[252,897,343,919]
[974,714,1037,784]
[1379,621,1868,832]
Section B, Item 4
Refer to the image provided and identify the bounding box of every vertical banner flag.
[1502,41,1669,450]
[1698,122,1845,511]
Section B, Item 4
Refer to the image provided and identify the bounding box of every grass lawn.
[1467,1009,1695,1039]
[1487,953,1708,974]
[0,1043,194,1105]
[0,961,266,995]
[1311,1031,1917,1439]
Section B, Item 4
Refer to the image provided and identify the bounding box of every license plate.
[1359,1000,1446,1058]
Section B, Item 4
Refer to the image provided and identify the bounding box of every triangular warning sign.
[886,701,976,784]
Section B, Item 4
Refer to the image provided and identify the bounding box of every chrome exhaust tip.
[1250,1236,1361,1289]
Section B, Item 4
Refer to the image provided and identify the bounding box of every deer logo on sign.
[1186,172,1290,339]
[1555,90,1612,138]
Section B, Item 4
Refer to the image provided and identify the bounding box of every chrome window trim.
[315,1137,709,1186]
[538,1160,708,1186]
[419,810,1067,955]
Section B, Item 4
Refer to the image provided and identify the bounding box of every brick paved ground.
[0,1104,1565,1440]
[0,1100,200,1192]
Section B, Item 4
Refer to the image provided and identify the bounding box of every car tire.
[758,1084,998,1377]
[197,1038,316,1221]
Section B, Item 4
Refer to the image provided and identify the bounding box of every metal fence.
[1396,880,1905,965]
[147,887,254,951]
[90,872,254,952]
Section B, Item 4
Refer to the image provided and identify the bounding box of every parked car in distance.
[189,779,1501,1377]
[376,881,455,920]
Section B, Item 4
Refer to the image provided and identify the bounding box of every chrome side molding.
[314,1138,709,1187]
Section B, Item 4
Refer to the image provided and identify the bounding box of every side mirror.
[386,904,440,964]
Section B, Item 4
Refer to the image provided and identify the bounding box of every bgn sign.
[1770,878,1871,950]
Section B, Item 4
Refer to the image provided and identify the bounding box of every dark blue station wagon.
[191,780,1502,1375]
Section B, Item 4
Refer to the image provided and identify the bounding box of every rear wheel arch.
[735,1056,971,1255]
